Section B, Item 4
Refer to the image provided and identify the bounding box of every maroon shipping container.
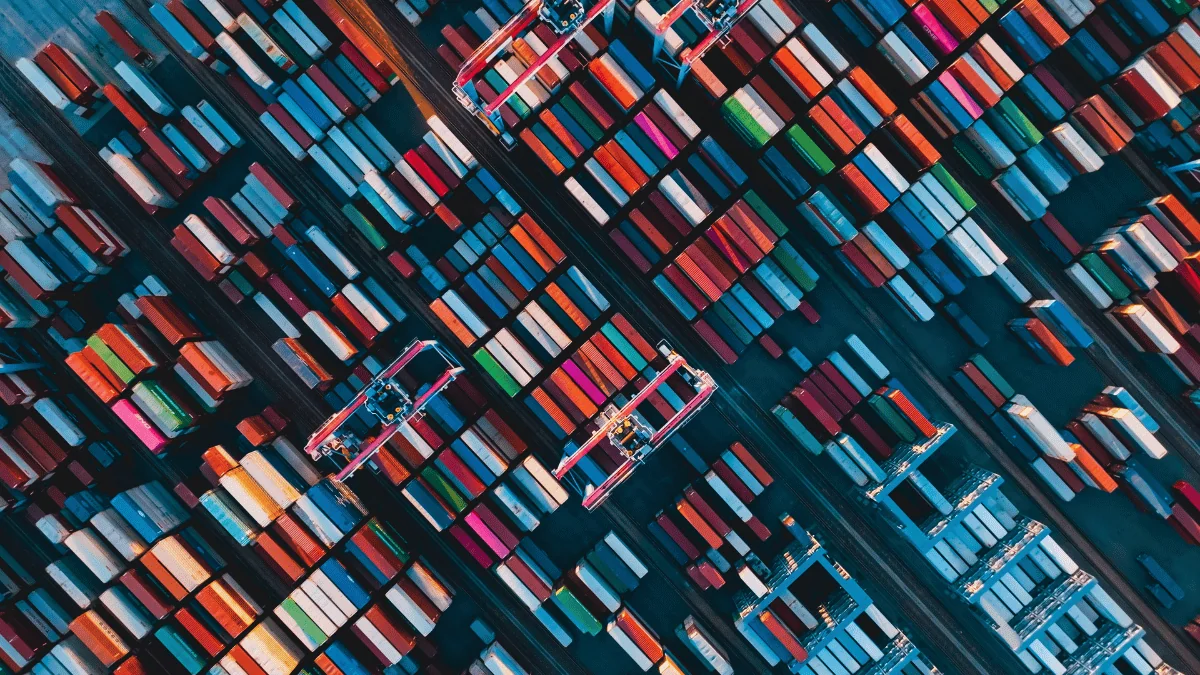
[203,196,260,246]
[96,11,150,64]
[138,127,192,179]
[656,512,702,560]
[248,163,297,211]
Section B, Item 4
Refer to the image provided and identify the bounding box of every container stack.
[22,480,255,675]
[1053,387,1176,512]
[183,441,456,673]
[675,616,734,675]
[556,90,704,209]
[1008,297,1093,366]
[310,371,568,537]
[64,281,253,451]
[773,335,949,488]
[0,391,95,497]
[168,162,407,390]
[824,343,1172,673]
[953,353,1095,499]
[732,514,941,672]
[0,534,78,674]
[99,54,243,213]
[647,443,776,590]
[144,0,491,241]
[626,183,820,364]
[0,158,130,329]
[521,43,660,173]
[16,41,104,119]
[1052,198,1200,387]
[681,0,1020,325]
[836,0,1200,211]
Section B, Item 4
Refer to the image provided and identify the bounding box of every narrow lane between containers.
[308,1,1016,672]
[113,1,765,670]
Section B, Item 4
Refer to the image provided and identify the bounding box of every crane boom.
[303,339,464,480]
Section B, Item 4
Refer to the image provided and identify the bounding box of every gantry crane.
[554,344,716,509]
[305,339,464,480]
[642,0,761,86]
[452,0,616,146]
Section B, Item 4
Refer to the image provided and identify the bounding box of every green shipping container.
[474,349,522,396]
[552,586,602,635]
[282,596,328,645]
[86,335,136,383]
[929,163,977,211]
[772,241,819,292]
[744,190,789,237]
[422,466,468,513]
[1077,252,1131,301]
[968,354,1015,399]
[722,98,771,148]
[785,124,836,175]
[343,203,389,250]
[368,518,411,565]
[866,394,917,443]
[561,97,605,142]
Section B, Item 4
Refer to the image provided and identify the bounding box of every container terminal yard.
[1,0,1200,674]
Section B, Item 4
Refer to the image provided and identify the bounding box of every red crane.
[452,0,616,146]
[554,345,716,509]
[641,0,762,86]
[304,339,465,480]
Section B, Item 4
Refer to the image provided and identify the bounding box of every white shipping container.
[877,34,927,84]
[364,169,415,220]
[1065,262,1113,308]
[1095,408,1167,459]
[15,58,75,112]
[89,509,148,561]
[327,126,373,175]
[114,61,175,114]
[5,240,61,292]
[342,283,391,332]
[105,153,176,207]
[607,621,655,671]
[1120,222,1177,272]
[99,587,152,638]
[183,214,236,264]
[394,157,440,207]
[746,5,786,45]
[254,292,303,338]
[427,116,477,168]
[1004,399,1076,461]
[408,561,453,610]
[385,584,437,635]
[217,32,275,89]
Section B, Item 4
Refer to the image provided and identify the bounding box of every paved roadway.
[110,2,774,670]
